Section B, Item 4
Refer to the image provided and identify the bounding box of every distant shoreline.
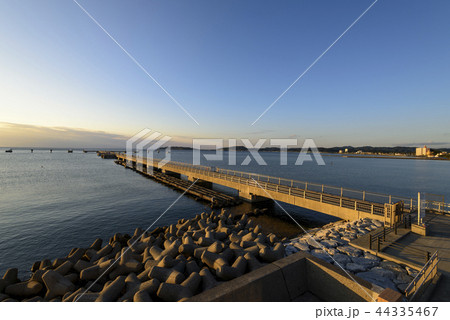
[322,154,450,161]
[2,147,449,161]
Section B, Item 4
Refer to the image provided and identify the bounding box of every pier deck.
[386,214,450,301]
[350,213,450,301]
[115,154,412,224]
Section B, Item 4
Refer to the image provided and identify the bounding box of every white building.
[416,145,431,157]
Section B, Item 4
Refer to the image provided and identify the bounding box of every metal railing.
[405,251,439,301]
[213,167,416,208]
[367,215,431,255]
[424,201,450,214]
[369,224,398,252]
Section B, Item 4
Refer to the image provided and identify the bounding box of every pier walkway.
[385,214,450,301]
[349,212,450,301]
[115,154,423,224]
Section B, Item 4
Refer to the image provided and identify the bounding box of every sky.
[0,0,449,148]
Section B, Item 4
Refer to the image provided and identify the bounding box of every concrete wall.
[187,251,381,302]
[305,255,380,302]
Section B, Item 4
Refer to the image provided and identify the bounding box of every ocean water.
[1,148,449,278]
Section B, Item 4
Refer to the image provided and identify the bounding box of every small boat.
[5,149,12,153]
[68,149,73,153]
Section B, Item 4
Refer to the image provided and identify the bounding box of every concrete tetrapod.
[148,266,185,284]
[96,276,126,302]
[54,261,74,276]
[0,268,19,293]
[199,268,217,292]
[156,283,192,302]
[0,210,289,302]
[259,243,286,262]
[118,274,159,302]
[74,292,100,302]
[133,290,153,302]
[108,249,143,279]
[80,259,116,281]
[4,281,43,298]
[42,270,76,300]
[181,272,201,295]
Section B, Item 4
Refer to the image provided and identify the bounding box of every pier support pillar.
[239,191,271,203]
[162,169,181,179]
[150,166,161,173]
[187,176,213,188]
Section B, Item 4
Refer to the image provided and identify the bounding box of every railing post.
[291,179,293,187]
[363,191,365,201]
[389,195,392,204]
[305,182,308,190]
[322,184,324,193]
[340,187,343,197]
[369,234,372,250]
[371,204,374,214]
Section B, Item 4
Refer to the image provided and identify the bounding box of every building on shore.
[416,145,431,157]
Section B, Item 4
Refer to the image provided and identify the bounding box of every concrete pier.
[114,154,421,225]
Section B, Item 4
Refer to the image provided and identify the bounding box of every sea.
[1,148,449,278]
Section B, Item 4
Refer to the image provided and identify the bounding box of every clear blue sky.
[1,0,449,148]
